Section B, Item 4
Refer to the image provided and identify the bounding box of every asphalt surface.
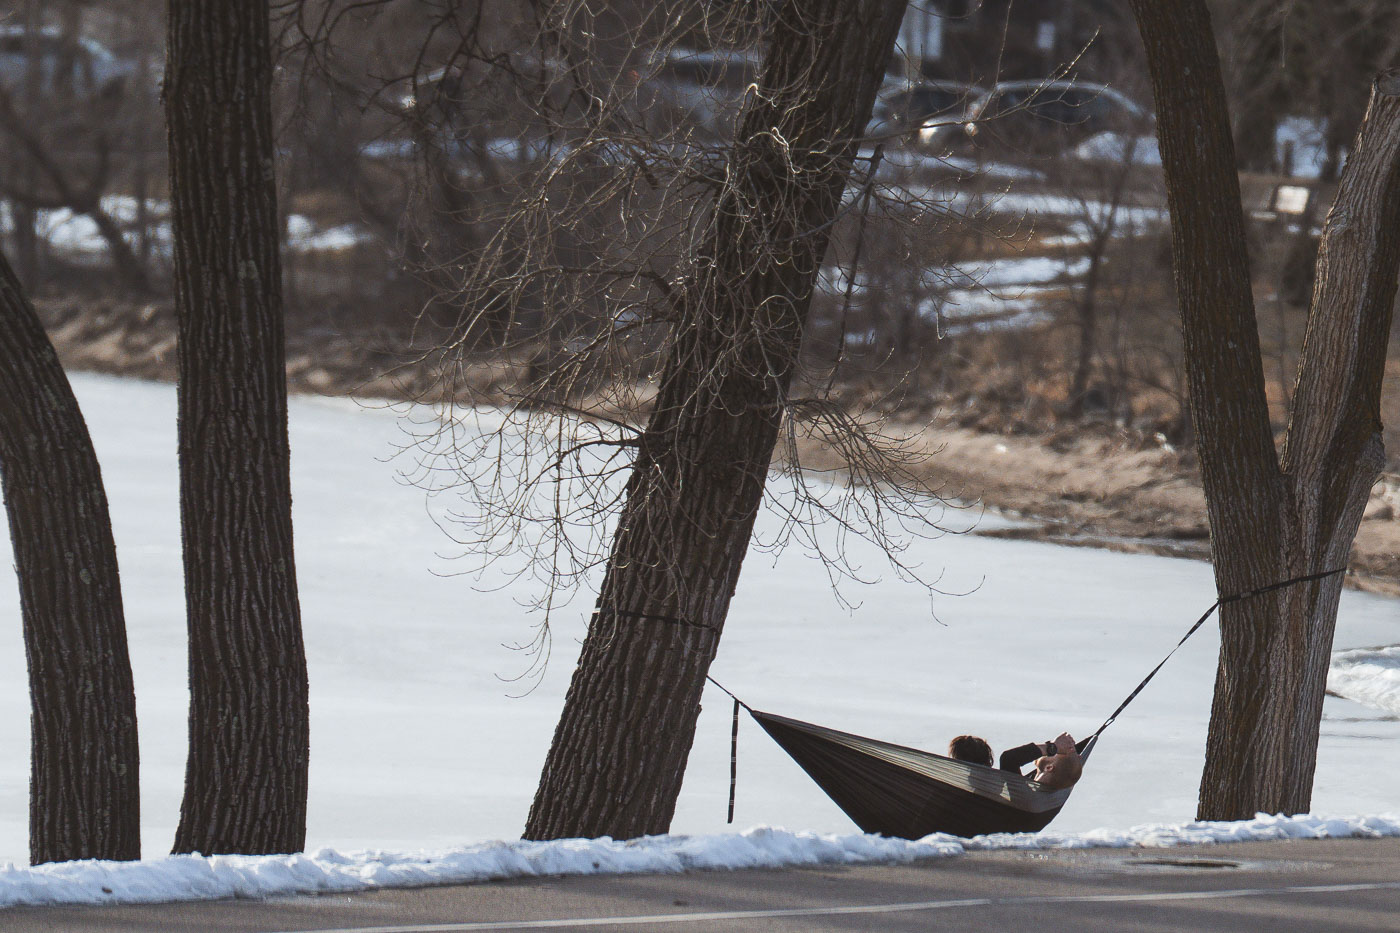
[5,837,1400,932]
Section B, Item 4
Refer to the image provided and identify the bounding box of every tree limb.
[1281,70,1400,493]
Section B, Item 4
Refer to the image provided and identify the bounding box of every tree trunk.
[1249,69,1400,815]
[1066,151,1133,419]
[1133,0,1400,819]
[8,196,40,288]
[0,251,140,864]
[1067,231,1107,417]
[166,0,310,855]
[11,0,41,287]
[83,198,152,295]
[523,0,907,842]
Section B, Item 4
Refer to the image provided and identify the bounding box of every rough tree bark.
[0,251,140,864]
[166,0,310,854]
[1131,0,1400,819]
[523,0,908,841]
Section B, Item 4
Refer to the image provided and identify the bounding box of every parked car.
[865,79,982,143]
[0,26,137,101]
[921,79,1150,160]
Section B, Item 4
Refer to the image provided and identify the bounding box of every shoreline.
[791,416,1400,597]
[31,291,1400,595]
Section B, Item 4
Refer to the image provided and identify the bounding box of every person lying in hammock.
[999,731,1084,790]
[947,731,1084,790]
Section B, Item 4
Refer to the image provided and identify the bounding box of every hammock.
[711,567,1345,839]
[750,709,1089,838]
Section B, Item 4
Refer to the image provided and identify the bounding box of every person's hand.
[1053,732,1076,754]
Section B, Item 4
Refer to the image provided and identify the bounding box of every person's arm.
[999,742,1044,774]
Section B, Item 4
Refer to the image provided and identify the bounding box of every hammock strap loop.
[728,696,741,824]
[707,676,752,824]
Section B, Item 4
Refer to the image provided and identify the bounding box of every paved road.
[6,837,1400,932]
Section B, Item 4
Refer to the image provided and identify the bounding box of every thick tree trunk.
[0,251,140,864]
[166,0,310,855]
[524,0,907,841]
[1248,69,1400,814]
[1134,0,1400,819]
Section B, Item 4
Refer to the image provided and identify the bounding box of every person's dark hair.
[948,734,993,766]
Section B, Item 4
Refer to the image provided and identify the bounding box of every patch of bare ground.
[789,417,1400,598]
[31,293,1400,596]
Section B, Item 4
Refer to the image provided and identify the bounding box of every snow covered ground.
[1,374,1398,906]
[0,196,373,264]
[3,814,1398,909]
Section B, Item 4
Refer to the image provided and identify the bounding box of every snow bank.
[962,812,1400,850]
[2,814,1396,910]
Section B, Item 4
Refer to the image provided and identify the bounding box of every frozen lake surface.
[0,374,1396,884]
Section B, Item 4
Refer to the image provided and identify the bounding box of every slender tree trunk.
[84,200,152,295]
[524,0,907,842]
[1067,233,1106,417]
[1067,153,1132,418]
[1133,0,1400,819]
[9,197,39,288]
[166,0,310,855]
[12,0,41,287]
[0,250,140,864]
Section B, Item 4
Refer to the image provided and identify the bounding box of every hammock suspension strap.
[1082,566,1348,749]
[705,675,752,823]
[728,697,740,823]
